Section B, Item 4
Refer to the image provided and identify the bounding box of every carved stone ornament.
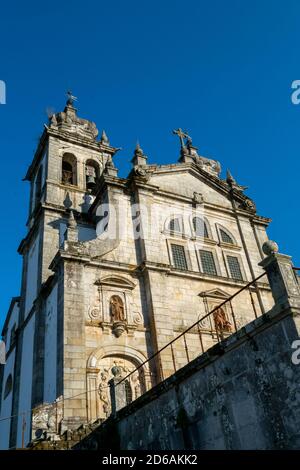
[241,197,256,212]
[31,400,63,440]
[134,166,147,177]
[194,155,221,176]
[193,191,204,205]
[133,312,143,325]
[131,165,150,182]
[49,97,99,141]
[281,263,300,297]
[89,307,101,320]
[98,371,110,418]
[112,321,126,338]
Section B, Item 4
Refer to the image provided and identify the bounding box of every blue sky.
[0,0,299,327]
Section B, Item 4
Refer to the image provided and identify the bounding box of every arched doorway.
[86,346,150,422]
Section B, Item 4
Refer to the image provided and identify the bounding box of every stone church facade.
[0,95,274,449]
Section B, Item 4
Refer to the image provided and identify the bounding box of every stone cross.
[66,90,77,106]
[172,128,191,148]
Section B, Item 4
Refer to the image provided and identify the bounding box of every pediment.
[199,288,230,299]
[95,275,136,289]
[149,165,232,209]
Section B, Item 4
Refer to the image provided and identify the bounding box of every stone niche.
[87,275,143,337]
[198,288,234,338]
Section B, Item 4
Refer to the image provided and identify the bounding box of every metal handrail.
[116,271,267,388]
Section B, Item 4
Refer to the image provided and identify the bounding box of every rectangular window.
[199,250,217,276]
[171,244,188,270]
[227,255,243,280]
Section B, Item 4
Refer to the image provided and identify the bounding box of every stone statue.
[98,372,110,417]
[110,295,125,322]
[213,307,232,333]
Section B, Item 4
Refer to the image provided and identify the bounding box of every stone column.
[60,259,87,432]
[259,241,300,317]
[86,368,100,422]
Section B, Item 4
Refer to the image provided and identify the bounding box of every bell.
[87,174,96,190]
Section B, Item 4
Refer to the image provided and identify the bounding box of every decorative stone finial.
[100,130,110,145]
[65,210,78,242]
[67,210,77,229]
[262,240,279,256]
[111,365,122,378]
[135,141,143,155]
[226,169,248,191]
[63,192,73,210]
[226,170,236,186]
[48,92,99,141]
[131,141,148,166]
[104,155,118,176]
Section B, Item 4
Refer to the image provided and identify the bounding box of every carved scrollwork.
[132,311,143,325]
[131,166,150,182]
[198,315,212,330]
[89,307,101,320]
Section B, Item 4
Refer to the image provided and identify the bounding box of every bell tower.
[8,94,121,447]
[22,92,120,284]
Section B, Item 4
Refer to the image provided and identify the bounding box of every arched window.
[85,159,100,192]
[4,374,12,399]
[168,217,182,233]
[193,217,209,238]
[220,228,234,244]
[62,153,77,186]
[110,295,125,322]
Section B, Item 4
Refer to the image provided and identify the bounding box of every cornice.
[24,130,48,181]
[141,260,271,290]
